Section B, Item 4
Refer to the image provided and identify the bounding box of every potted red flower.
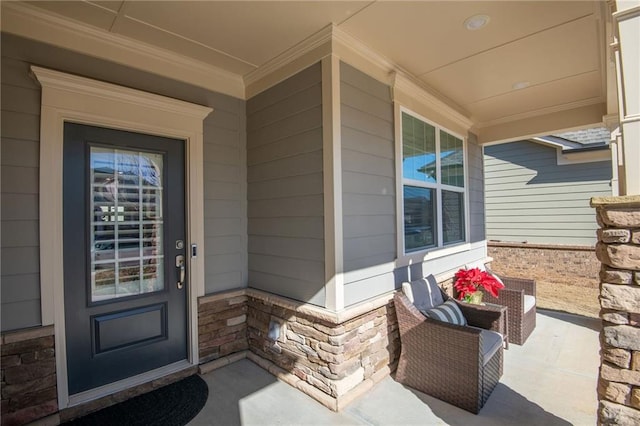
[454,267,504,304]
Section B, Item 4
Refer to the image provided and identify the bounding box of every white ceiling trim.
[391,72,474,131]
[476,102,606,145]
[243,24,334,99]
[244,25,333,91]
[1,1,245,99]
[473,97,604,130]
[245,24,473,131]
[1,0,601,138]
[244,24,399,98]
[330,25,397,85]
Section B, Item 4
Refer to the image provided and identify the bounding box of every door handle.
[176,255,185,289]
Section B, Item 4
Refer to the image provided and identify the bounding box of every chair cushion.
[401,282,415,303]
[402,275,445,312]
[524,295,536,313]
[480,329,503,365]
[421,299,467,326]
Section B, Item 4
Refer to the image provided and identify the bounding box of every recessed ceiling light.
[512,81,531,90]
[464,14,490,31]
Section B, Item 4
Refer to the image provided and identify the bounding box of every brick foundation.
[1,326,58,426]
[488,241,599,288]
[592,195,640,425]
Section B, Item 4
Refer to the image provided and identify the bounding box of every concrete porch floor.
[189,310,600,425]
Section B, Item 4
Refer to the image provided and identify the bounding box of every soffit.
[11,1,607,135]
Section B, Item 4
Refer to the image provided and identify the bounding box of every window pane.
[402,113,436,183]
[440,130,464,187]
[442,190,465,244]
[91,147,164,302]
[404,185,436,251]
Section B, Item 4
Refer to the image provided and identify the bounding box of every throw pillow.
[422,299,467,326]
[406,275,445,312]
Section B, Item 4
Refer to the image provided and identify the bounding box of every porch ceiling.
[13,1,608,136]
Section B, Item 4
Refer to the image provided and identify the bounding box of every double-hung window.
[401,110,466,253]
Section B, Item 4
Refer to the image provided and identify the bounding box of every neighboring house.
[484,128,612,246]
[0,2,638,425]
[483,128,613,284]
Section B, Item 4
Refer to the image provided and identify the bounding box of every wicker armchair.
[480,275,536,345]
[394,292,505,414]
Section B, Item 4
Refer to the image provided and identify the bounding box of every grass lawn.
[535,280,600,318]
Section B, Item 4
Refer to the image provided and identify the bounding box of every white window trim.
[32,66,212,409]
[394,105,470,263]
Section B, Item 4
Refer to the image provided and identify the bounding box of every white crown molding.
[603,113,620,130]
[244,23,395,98]
[244,24,334,90]
[244,24,474,131]
[391,72,474,130]
[31,66,213,119]
[330,25,397,84]
[2,1,245,99]
[473,97,605,129]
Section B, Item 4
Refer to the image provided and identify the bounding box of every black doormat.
[64,374,209,426]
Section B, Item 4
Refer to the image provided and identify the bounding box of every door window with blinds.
[91,147,164,301]
[401,110,466,253]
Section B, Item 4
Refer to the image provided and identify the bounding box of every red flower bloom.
[453,267,504,300]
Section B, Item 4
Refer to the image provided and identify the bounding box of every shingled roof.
[535,127,609,152]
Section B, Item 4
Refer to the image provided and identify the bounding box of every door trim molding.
[31,66,212,409]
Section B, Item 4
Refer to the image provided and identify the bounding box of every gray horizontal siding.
[1,53,42,332]
[484,140,611,245]
[340,62,396,304]
[247,63,325,306]
[1,34,248,332]
[339,64,488,307]
[344,243,487,306]
[202,89,246,295]
[468,133,485,243]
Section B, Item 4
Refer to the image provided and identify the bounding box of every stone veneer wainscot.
[0,326,57,426]
[198,288,401,411]
[592,195,640,425]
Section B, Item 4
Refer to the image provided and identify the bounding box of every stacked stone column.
[592,196,640,425]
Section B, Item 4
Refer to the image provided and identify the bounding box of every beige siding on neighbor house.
[484,141,611,245]
[246,63,326,306]
[0,34,248,331]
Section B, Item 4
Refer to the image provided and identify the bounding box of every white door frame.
[32,66,212,408]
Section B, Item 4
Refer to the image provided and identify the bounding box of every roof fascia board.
[1,1,245,99]
[531,137,572,150]
[557,146,611,164]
